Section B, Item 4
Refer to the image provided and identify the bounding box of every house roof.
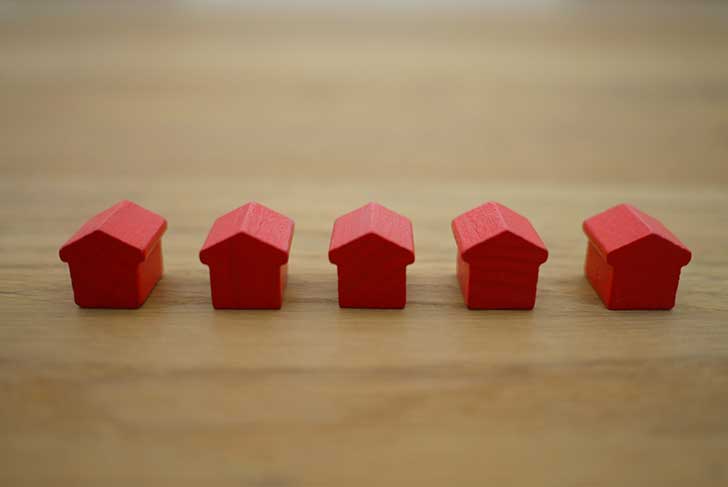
[451,202,548,263]
[199,202,294,265]
[583,203,691,266]
[328,202,415,267]
[59,200,167,263]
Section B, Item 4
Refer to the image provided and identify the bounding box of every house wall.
[456,252,470,305]
[208,260,283,309]
[465,259,540,309]
[136,241,164,305]
[584,241,615,307]
[337,264,407,308]
[68,257,140,308]
[610,265,682,310]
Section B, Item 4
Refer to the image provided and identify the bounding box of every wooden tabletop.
[1,5,727,486]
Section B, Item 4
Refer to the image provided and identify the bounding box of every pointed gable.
[59,200,167,263]
[583,203,691,266]
[199,202,294,265]
[328,202,415,267]
[451,202,548,263]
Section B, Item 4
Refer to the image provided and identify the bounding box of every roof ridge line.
[368,201,378,230]
[624,204,655,236]
[493,202,508,232]
[241,202,290,256]
[238,202,255,235]
[95,200,130,235]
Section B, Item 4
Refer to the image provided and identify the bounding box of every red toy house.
[59,200,167,308]
[451,202,548,309]
[199,202,294,309]
[583,203,691,310]
[328,202,415,308]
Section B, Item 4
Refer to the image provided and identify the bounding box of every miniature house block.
[583,203,691,310]
[451,202,548,309]
[199,202,294,309]
[59,200,167,308]
[329,202,415,308]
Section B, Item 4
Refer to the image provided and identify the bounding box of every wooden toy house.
[583,203,691,309]
[199,202,294,309]
[451,202,548,309]
[328,202,415,308]
[59,200,167,308]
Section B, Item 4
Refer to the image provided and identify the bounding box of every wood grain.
[1,5,727,486]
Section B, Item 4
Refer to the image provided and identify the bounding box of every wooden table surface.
[1,5,727,486]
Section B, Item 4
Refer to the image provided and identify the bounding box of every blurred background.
[2,0,727,189]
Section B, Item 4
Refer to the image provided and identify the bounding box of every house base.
[336,266,407,309]
[70,241,164,308]
[456,252,539,310]
[585,242,681,310]
[208,264,287,310]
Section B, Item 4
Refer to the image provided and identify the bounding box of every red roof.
[329,202,414,267]
[59,200,167,263]
[199,202,294,265]
[451,202,548,263]
[583,203,691,266]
